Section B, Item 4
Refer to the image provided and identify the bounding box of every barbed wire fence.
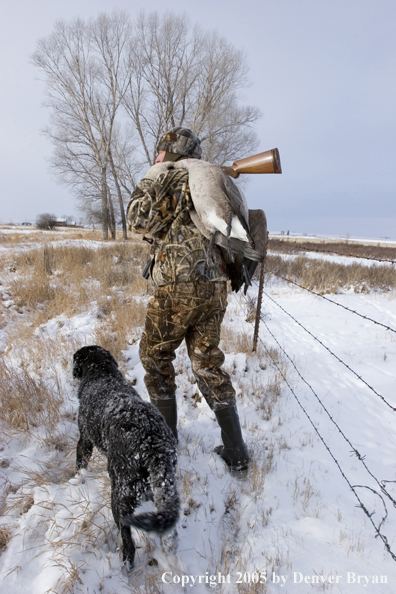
[237,261,396,564]
[273,274,396,335]
[262,289,396,412]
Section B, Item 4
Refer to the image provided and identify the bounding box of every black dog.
[73,345,180,567]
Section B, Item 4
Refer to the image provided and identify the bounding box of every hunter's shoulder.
[137,162,189,189]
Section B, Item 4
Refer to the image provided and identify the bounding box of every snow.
[270,233,396,246]
[1,251,396,592]
[268,249,396,268]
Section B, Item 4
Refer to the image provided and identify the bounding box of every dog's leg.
[119,524,135,569]
[111,486,136,568]
[76,434,94,470]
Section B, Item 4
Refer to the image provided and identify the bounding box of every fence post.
[252,260,265,352]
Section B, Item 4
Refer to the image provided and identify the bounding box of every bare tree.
[32,11,260,239]
[123,12,260,167]
[36,213,57,229]
[32,12,131,239]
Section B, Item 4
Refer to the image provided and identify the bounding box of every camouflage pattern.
[127,163,235,412]
[157,128,202,159]
[127,166,228,286]
[139,281,236,411]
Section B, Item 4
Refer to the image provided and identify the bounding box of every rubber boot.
[214,405,249,472]
[150,398,178,442]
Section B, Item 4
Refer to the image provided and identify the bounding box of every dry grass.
[269,237,396,261]
[244,443,275,500]
[8,240,150,316]
[0,525,12,554]
[1,231,152,443]
[0,358,63,434]
[93,293,147,362]
[2,489,35,516]
[2,235,151,367]
[1,449,116,592]
[256,371,284,421]
[220,310,271,355]
[0,226,114,246]
[221,325,255,353]
[0,229,155,544]
[237,579,268,594]
[265,254,396,293]
[10,266,56,309]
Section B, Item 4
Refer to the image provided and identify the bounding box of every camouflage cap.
[157,127,202,159]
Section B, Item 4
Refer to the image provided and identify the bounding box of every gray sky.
[1,0,395,238]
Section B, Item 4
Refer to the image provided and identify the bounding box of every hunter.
[126,127,249,472]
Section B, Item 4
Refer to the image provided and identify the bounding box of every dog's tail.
[121,461,180,534]
[122,505,179,534]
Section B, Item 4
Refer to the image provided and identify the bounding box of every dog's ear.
[73,347,88,379]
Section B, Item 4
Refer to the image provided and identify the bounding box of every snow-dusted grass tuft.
[8,240,150,317]
[0,358,63,435]
[244,442,275,500]
[2,235,150,363]
[0,526,12,555]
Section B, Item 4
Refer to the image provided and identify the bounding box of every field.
[1,227,396,593]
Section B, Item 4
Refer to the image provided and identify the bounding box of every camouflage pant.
[139,281,236,411]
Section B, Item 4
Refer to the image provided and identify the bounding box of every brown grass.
[93,293,147,362]
[0,226,113,246]
[0,525,12,554]
[269,237,396,261]
[0,358,64,434]
[221,325,254,353]
[1,233,152,440]
[265,254,396,293]
[9,240,150,313]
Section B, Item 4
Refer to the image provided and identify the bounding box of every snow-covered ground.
[1,247,396,593]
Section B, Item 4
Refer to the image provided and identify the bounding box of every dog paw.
[124,558,134,572]
[69,470,87,486]
[160,528,178,555]
[121,550,135,571]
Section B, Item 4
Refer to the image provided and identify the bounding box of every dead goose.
[169,159,263,263]
[141,159,264,289]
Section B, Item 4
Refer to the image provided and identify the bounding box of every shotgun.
[222,148,282,178]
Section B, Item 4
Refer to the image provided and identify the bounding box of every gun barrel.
[233,148,282,175]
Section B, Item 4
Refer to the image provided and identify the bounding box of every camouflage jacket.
[126,165,228,286]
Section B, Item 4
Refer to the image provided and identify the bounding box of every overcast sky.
[1,0,395,238]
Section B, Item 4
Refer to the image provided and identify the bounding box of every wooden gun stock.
[222,148,282,178]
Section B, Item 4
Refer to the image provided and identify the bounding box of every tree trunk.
[107,186,116,239]
[109,149,128,240]
[101,166,109,240]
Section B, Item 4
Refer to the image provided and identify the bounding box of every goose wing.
[185,160,249,241]
[209,166,249,233]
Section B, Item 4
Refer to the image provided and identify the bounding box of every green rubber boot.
[150,398,178,442]
[214,405,249,472]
